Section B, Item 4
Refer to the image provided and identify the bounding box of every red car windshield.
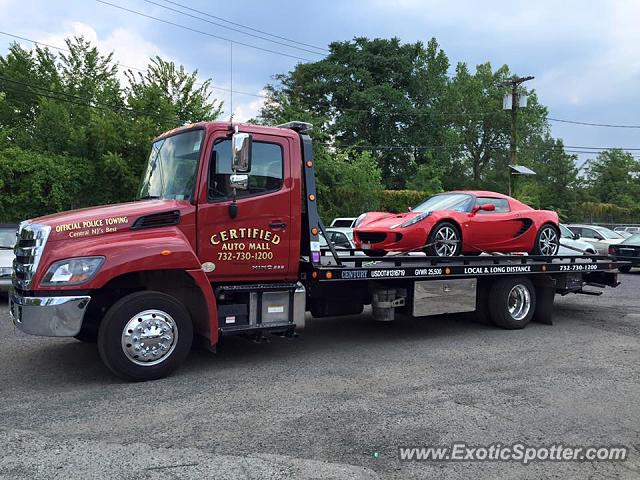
[413,194,474,213]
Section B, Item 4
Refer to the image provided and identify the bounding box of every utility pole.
[500,75,534,195]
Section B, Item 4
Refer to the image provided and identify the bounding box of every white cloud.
[31,21,165,82]
[228,90,266,122]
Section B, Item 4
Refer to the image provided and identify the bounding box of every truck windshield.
[138,129,204,201]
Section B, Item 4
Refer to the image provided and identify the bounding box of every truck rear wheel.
[97,291,193,381]
[488,277,536,329]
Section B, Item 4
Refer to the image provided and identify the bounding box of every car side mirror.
[231,132,252,173]
[594,234,604,241]
[573,232,581,240]
[481,203,496,212]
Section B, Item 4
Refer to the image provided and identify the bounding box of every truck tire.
[618,266,632,273]
[97,291,193,381]
[488,276,536,329]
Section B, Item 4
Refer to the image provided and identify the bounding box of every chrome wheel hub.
[121,309,178,366]
[434,226,458,256]
[508,284,531,321]
[539,227,559,256]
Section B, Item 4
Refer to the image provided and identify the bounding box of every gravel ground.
[1,272,639,479]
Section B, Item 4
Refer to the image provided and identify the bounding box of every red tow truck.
[9,121,623,381]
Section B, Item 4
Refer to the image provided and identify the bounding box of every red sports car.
[353,191,560,257]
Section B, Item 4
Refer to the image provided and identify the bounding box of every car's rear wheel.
[531,224,560,256]
[618,265,632,273]
[363,250,387,257]
[425,222,461,257]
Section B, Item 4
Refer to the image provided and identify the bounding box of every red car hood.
[29,199,191,242]
[359,211,427,229]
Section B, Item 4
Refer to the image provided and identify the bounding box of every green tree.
[257,37,452,189]
[314,149,383,221]
[585,149,640,208]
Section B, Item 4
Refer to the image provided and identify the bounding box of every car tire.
[618,266,632,273]
[489,276,537,329]
[97,291,193,382]
[425,221,462,257]
[363,250,387,257]
[530,224,560,256]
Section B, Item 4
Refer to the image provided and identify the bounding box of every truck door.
[197,132,293,282]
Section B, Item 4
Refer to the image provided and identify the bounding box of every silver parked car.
[558,224,596,255]
[0,224,17,292]
[566,224,625,255]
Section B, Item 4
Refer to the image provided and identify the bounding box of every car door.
[197,132,293,282]
[465,197,523,250]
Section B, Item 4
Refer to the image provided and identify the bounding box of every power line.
[548,117,640,129]
[3,76,640,159]
[157,0,329,53]
[0,75,185,121]
[140,0,326,56]
[94,0,314,62]
[0,30,265,99]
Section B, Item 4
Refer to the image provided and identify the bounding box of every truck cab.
[10,122,315,380]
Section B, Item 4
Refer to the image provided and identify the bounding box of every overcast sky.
[1,0,639,165]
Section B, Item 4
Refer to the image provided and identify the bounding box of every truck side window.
[209,139,284,200]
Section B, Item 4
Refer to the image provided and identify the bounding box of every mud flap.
[533,286,555,325]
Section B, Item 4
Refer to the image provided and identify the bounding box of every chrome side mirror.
[230,174,248,191]
[232,133,252,173]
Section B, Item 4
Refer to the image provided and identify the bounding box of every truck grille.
[13,222,50,290]
[358,232,387,244]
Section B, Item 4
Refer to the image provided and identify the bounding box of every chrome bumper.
[9,290,91,337]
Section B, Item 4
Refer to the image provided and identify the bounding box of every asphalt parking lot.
[1,273,639,480]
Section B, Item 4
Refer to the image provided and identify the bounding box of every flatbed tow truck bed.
[299,250,623,327]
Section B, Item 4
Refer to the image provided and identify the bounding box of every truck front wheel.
[97,291,193,381]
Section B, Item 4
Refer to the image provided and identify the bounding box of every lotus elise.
[353,191,560,257]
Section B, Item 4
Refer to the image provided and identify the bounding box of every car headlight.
[401,211,431,228]
[354,213,368,228]
[41,256,105,286]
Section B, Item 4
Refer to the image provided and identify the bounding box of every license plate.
[362,243,371,249]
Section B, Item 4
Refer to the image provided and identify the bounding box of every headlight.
[41,256,104,286]
[354,213,367,227]
[401,211,431,228]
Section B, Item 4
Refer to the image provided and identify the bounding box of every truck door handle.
[269,221,287,230]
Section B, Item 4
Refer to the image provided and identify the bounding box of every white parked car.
[614,226,640,236]
[558,224,596,255]
[0,224,17,292]
[329,217,357,228]
[319,227,365,256]
[566,224,625,255]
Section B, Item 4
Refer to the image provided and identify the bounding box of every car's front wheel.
[424,221,462,257]
[97,291,193,381]
[531,224,560,256]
